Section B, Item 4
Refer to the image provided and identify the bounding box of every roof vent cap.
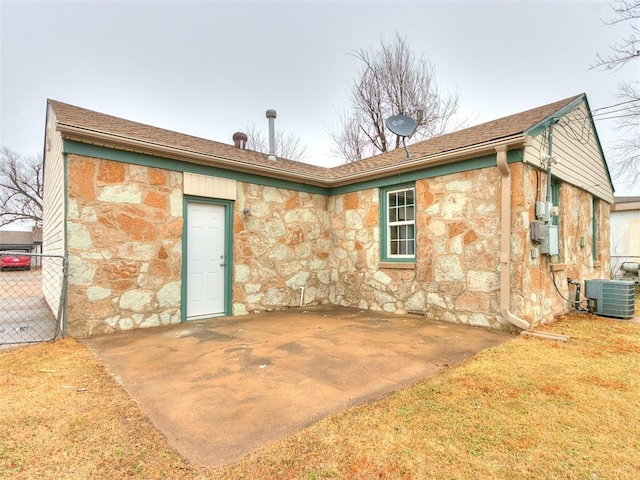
[233,131,248,149]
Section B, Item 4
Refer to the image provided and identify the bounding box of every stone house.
[42,93,614,337]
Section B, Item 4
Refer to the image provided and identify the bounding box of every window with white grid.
[386,187,415,258]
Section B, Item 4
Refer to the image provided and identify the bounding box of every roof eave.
[57,123,529,189]
[56,123,331,187]
[611,201,640,211]
[525,94,586,137]
[324,134,530,187]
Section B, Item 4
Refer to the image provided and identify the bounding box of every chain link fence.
[0,253,67,348]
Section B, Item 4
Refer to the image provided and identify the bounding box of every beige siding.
[42,105,66,316]
[184,172,236,200]
[523,102,614,204]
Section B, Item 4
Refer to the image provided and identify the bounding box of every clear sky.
[1,0,637,195]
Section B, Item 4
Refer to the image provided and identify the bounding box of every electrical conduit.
[496,146,531,330]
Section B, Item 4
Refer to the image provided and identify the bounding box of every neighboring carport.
[84,306,512,468]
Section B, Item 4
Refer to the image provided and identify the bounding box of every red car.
[1,254,31,271]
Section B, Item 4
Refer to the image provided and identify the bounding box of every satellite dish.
[386,114,417,137]
[385,114,418,159]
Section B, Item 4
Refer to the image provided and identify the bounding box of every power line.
[593,113,640,121]
[592,107,637,117]
[591,97,640,114]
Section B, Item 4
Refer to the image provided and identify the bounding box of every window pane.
[399,238,408,255]
[406,189,414,203]
[407,225,415,254]
[407,239,415,255]
[390,223,399,255]
[406,205,414,221]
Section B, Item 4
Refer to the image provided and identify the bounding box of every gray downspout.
[496,146,531,330]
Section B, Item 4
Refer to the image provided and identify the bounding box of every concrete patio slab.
[83,306,512,468]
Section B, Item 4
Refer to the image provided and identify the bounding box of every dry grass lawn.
[2,305,640,479]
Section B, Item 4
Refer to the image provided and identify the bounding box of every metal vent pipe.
[266,109,277,161]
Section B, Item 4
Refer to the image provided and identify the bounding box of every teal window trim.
[550,177,559,227]
[181,196,234,322]
[592,197,598,261]
[380,183,416,262]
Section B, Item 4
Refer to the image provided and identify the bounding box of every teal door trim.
[181,196,234,322]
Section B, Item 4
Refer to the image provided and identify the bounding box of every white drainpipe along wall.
[496,145,531,330]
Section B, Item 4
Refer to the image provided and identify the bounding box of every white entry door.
[187,202,226,319]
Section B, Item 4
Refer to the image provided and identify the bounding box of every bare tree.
[0,147,43,228]
[331,34,460,163]
[330,110,369,164]
[591,0,640,71]
[609,83,640,186]
[592,0,640,187]
[243,123,308,161]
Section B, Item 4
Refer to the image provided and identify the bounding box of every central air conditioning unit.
[584,279,636,319]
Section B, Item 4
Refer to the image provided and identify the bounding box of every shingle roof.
[331,94,583,178]
[48,99,330,180]
[48,94,584,186]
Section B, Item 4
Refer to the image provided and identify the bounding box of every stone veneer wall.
[517,163,611,325]
[328,189,383,308]
[64,155,610,336]
[329,167,507,329]
[66,155,183,337]
[232,183,332,315]
[328,163,611,330]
